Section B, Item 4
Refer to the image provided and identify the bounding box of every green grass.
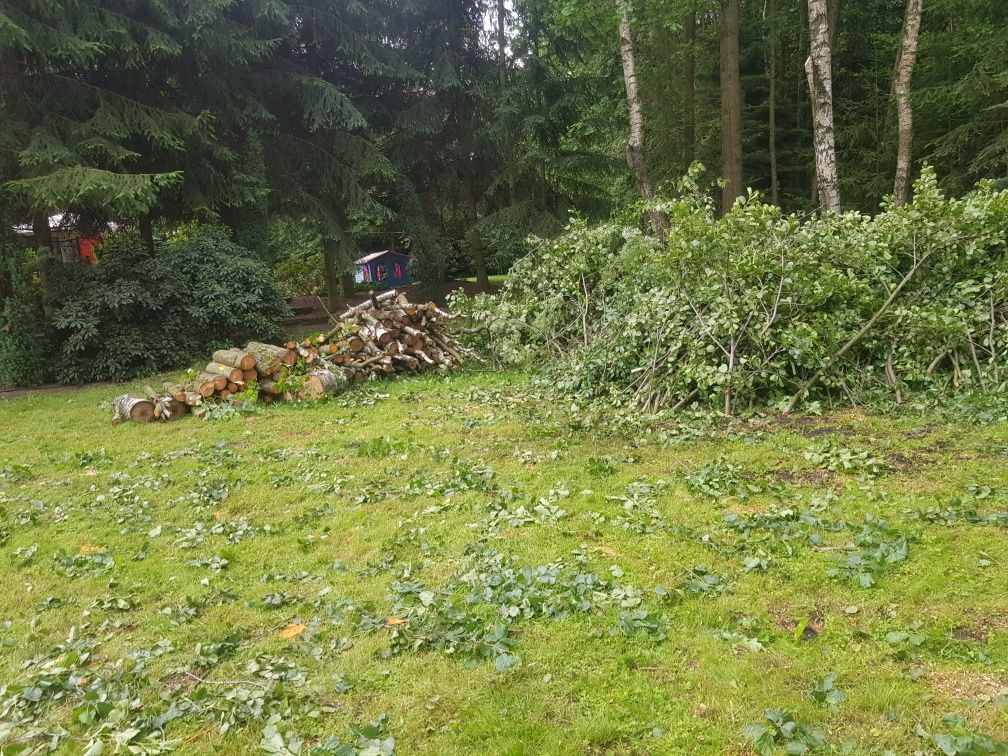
[0,370,1006,754]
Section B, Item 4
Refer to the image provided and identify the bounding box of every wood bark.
[467,181,490,291]
[139,213,154,254]
[892,0,923,206]
[112,396,155,424]
[246,341,297,366]
[155,289,470,416]
[303,368,348,399]
[719,0,744,214]
[684,4,696,164]
[196,371,226,394]
[616,1,657,208]
[323,237,342,312]
[767,0,780,206]
[212,348,256,372]
[805,0,841,213]
[206,362,244,383]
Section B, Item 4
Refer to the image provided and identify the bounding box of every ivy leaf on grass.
[810,672,846,713]
[494,653,518,672]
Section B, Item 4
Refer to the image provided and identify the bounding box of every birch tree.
[893,0,924,205]
[616,0,655,203]
[805,0,841,212]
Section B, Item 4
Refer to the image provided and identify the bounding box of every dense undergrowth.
[454,167,1008,414]
[0,225,288,386]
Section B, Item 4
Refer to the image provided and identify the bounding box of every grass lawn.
[0,370,1006,754]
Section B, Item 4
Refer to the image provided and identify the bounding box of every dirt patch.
[770,606,825,641]
[905,425,937,439]
[161,669,201,693]
[955,608,1008,635]
[775,467,842,491]
[886,452,915,472]
[928,668,1008,703]
[952,625,989,643]
[802,426,841,438]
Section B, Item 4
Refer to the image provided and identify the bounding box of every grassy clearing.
[0,370,1006,754]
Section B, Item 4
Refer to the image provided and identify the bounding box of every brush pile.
[113,290,470,422]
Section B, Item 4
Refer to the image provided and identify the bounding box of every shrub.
[50,224,289,384]
[452,167,1008,412]
[0,238,58,387]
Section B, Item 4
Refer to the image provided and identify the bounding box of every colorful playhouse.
[354,250,411,287]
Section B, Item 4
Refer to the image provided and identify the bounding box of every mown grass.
[0,370,1006,754]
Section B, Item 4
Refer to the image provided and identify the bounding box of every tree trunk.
[805,0,841,213]
[467,179,490,290]
[324,238,342,312]
[324,228,356,311]
[340,271,356,306]
[767,0,780,206]
[616,0,654,203]
[684,4,696,164]
[892,0,923,206]
[32,214,52,251]
[139,213,154,254]
[468,228,490,291]
[32,215,57,314]
[719,0,743,214]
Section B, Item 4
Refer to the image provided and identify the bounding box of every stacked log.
[159,289,472,413]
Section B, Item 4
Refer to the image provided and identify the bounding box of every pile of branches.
[112,290,470,423]
[452,169,1008,414]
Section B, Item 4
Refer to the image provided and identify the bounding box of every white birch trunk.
[616,0,654,202]
[893,0,923,206]
[805,0,841,213]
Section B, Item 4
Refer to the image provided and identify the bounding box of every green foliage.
[921,713,1008,756]
[802,440,887,477]
[49,225,288,384]
[827,516,909,589]
[267,218,326,297]
[809,672,845,713]
[455,169,1008,412]
[0,237,56,386]
[743,709,829,755]
[685,458,761,500]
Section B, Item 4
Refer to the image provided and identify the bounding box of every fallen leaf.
[279,623,306,639]
[78,543,103,555]
[386,616,408,627]
[212,510,224,520]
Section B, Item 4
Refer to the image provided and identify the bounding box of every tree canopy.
[1,0,1005,300]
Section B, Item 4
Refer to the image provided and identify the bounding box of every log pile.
[112,290,471,422]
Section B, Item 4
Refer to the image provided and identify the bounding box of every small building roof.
[355,249,408,265]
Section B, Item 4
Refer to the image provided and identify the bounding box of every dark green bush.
[49,225,289,384]
[0,238,58,387]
